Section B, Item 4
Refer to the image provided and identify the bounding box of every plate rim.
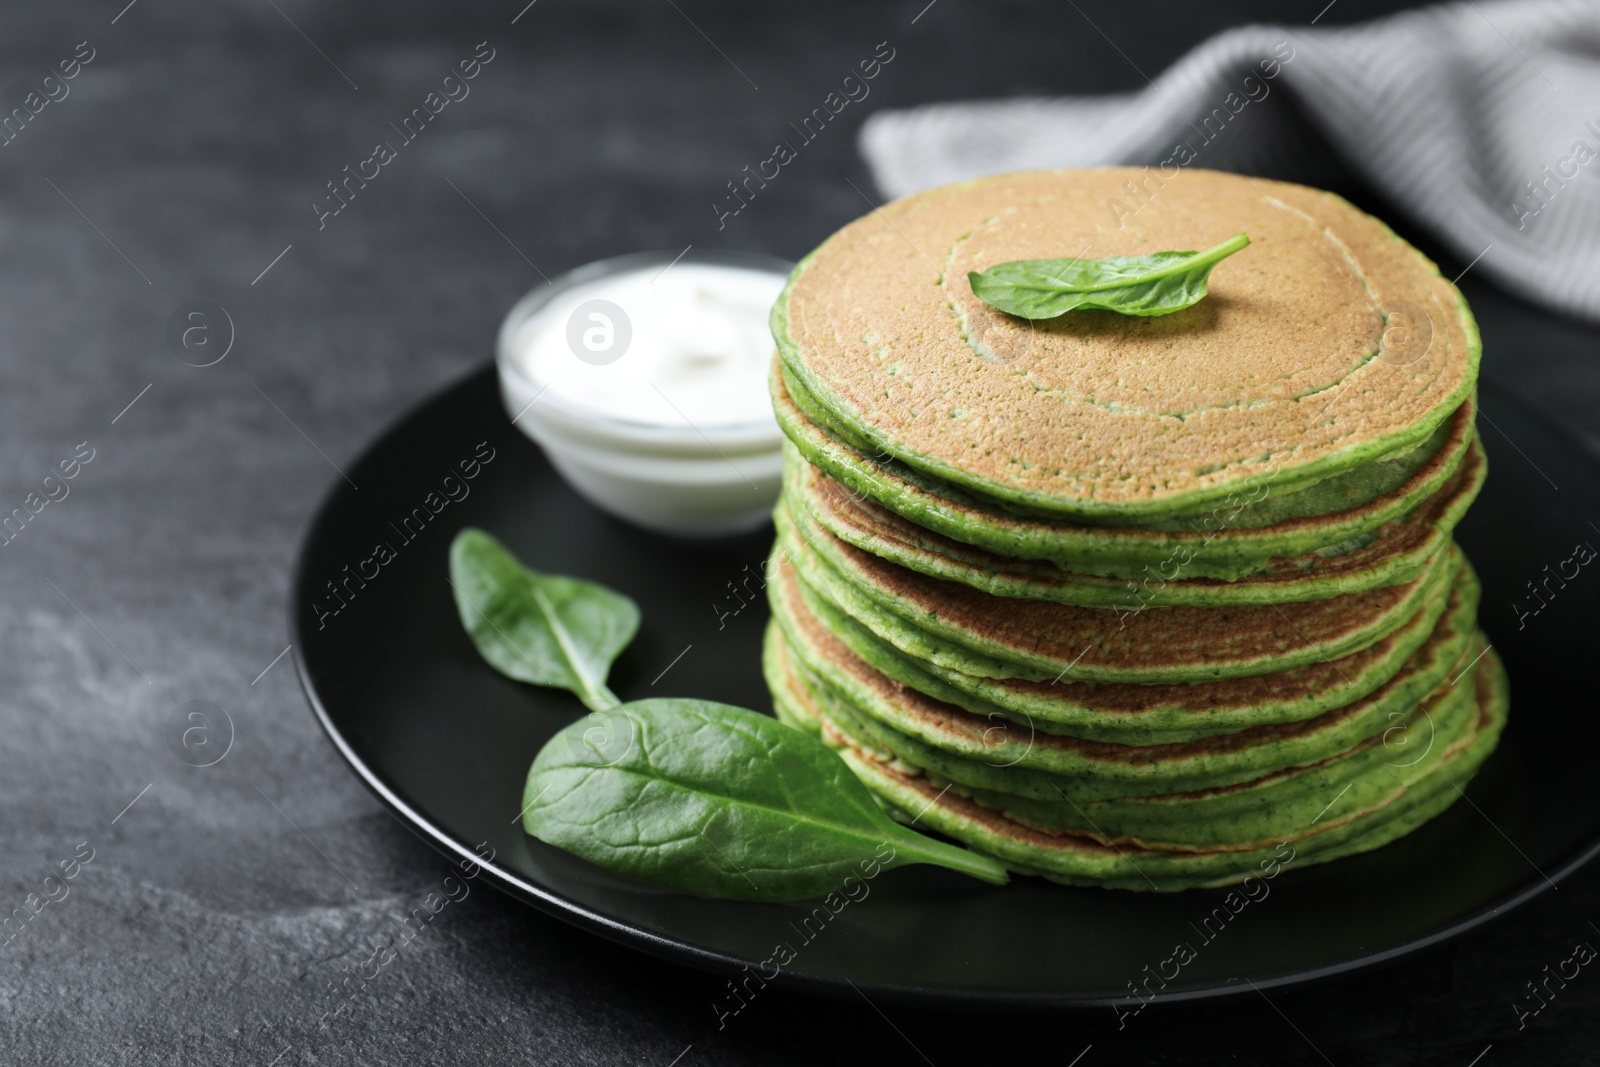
[291,362,1600,1011]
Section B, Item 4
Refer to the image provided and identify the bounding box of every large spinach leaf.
[522,697,1009,901]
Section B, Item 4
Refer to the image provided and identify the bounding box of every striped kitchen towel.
[859,0,1600,322]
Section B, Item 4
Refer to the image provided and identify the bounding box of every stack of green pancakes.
[761,168,1507,892]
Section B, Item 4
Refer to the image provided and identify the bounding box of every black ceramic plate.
[293,364,1600,1010]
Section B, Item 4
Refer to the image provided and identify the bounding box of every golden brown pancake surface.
[777,168,1478,520]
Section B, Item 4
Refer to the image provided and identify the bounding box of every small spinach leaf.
[522,697,1009,901]
[449,528,638,712]
[968,232,1250,319]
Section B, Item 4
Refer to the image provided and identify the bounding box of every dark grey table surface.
[3,0,1598,1063]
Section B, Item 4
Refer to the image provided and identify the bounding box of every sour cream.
[496,250,792,537]
[512,263,784,428]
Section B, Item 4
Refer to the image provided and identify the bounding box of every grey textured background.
[3,0,1599,1064]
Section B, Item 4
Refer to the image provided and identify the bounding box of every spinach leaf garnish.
[525,698,1008,901]
[449,528,638,713]
[450,528,1009,900]
[968,232,1250,319]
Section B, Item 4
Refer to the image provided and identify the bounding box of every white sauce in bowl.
[495,251,792,537]
[510,263,786,429]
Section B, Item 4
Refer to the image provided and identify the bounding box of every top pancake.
[775,168,1480,524]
